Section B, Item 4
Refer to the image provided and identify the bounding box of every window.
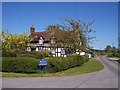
[52,49,56,54]
[51,37,55,44]
[39,36,44,45]
[36,47,39,51]
[27,47,31,52]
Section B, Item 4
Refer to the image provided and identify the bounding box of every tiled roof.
[29,25,80,43]
[30,31,52,42]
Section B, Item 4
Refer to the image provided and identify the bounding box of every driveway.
[2,56,119,88]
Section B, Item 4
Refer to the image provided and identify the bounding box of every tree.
[47,17,95,52]
[1,31,34,56]
[105,45,112,52]
[104,45,120,57]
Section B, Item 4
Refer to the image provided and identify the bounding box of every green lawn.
[2,60,104,78]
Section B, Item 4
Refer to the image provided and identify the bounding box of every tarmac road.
[2,56,119,88]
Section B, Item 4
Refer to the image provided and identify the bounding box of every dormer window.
[39,36,44,45]
[40,36,43,40]
[51,37,55,45]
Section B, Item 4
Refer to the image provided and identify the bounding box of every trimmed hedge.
[47,54,89,73]
[17,50,51,59]
[34,50,50,59]
[2,57,38,74]
[17,54,35,58]
[2,54,89,73]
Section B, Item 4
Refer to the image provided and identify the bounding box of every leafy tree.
[105,45,112,52]
[105,45,120,57]
[1,31,34,56]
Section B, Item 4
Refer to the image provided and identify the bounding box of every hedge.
[2,57,38,74]
[47,54,89,73]
[17,50,51,59]
[34,50,50,59]
[2,50,17,57]
[2,54,89,73]
[2,50,51,59]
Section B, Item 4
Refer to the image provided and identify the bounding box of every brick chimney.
[30,25,35,34]
[51,24,56,34]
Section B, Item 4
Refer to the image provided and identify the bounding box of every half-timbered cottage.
[27,25,67,57]
[27,25,83,57]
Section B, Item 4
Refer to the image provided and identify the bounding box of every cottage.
[27,25,83,57]
[27,25,67,57]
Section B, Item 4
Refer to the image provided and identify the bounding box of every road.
[2,56,119,88]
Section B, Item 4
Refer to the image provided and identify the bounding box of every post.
[38,58,47,73]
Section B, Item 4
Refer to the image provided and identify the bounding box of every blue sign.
[39,59,47,66]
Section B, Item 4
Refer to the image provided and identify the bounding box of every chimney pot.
[32,24,34,28]
[30,25,35,34]
[51,24,56,33]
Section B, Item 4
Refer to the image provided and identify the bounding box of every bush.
[17,53,35,58]
[80,55,89,63]
[17,50,51,59]
[34,50,50,59]
[67,54,89,63]
[2,50,16,57]
[107,50,120,58]
[2,57,38,74]
[47,54,89,73]
[108,52,120,58]
[2,54,89,74]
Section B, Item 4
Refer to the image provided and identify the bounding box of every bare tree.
[46,17,96,52]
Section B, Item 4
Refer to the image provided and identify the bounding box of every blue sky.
[2,2,118,50]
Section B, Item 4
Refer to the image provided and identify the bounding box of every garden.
[1,54,104,77]
[2,53,89,74]
[1,17,104,77]
[1,50,104,77]
[1,44,104,77]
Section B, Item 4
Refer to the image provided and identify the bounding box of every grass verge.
[2,60,104,78]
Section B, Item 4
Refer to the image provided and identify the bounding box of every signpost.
[38,59,47,72]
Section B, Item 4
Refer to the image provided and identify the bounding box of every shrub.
[2,50,16,57]
[34,50,50,59]
[107,50,120,58]
[47,54,89,73]
[17,53,35,58]
[2,57,38,74]
[2,54,89,74]
[80,55,89,63]
[17,50,51,59]
[67,54,89,63]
